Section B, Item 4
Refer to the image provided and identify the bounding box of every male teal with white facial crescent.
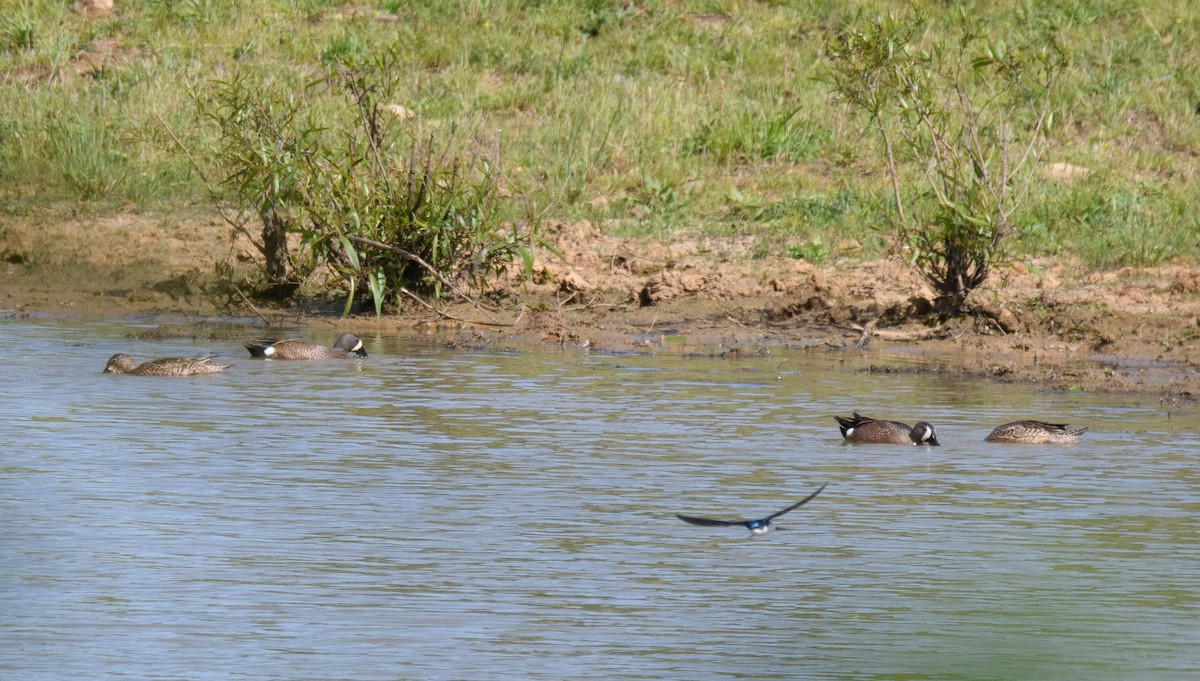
[835,413,940,445]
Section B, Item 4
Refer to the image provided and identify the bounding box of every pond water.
[2,318,1197,680]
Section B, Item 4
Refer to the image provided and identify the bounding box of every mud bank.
[3,211,1199,400]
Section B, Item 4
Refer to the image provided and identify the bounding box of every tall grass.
[0,0,1198,268]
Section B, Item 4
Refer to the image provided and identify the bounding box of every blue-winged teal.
[103,353,230,376]
[985,420,1087,444]
[676,484,827,536]
[835,412,940,445]
[243,333,367,360]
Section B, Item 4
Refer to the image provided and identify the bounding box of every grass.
[1,0,1198,270]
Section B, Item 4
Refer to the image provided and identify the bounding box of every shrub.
[195,45,538,315]
[824,12,1067,315]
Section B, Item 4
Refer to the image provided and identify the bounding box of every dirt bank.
[3,209,1199,400]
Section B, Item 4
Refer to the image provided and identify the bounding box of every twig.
[152,110,240,229]
[399,287,444,316]
[398,288,518,327]
[344,234,494,313]
[646,311,659,333]
[555,289,579,310]
[572,299,636,312]
[845,320,949,342]
[233,286,272,326]
[854,320,875,348]
[725,315,749,328]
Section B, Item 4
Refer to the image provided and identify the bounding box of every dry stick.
[1005,106,1051,215]
[398,287,445,317]
[398,287,517,327]
[572,299,636,312]
[856,320,877,347]
[233,286,272,326]
[155,110,283,320]
[556,289,579,309]
[153,110,243,232]
[845,321,949,342]
[341,66,389,190]
[868,80,908,230]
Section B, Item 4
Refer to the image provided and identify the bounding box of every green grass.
[1,0,1199,268]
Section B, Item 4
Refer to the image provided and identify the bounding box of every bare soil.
[4,209,1200,400]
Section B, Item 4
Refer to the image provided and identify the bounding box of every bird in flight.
[675,483,827,536]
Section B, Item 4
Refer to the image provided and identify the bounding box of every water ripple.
[2,320,1198,679]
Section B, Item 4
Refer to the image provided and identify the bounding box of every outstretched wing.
[677,483,828,527]
[764,483,828,522]
[675,514,745,527]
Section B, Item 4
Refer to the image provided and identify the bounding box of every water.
[2,318,1197,680]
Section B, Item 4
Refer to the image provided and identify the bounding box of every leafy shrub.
[824,12,1066,315]
[196,46,538,314]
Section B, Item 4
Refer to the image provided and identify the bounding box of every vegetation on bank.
[826,14,1068,314]
[1,1,1198,309]
[197,46,538,312]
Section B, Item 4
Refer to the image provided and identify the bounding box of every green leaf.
[342,277,356,318]
[521,246,534,280]
[339,235,360,270]
[368,267,386,317]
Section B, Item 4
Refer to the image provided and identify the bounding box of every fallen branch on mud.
[843,320,952,346]
[233,286,273,326]
[398,287,522,327]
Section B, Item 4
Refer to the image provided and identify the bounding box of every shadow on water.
[2,319,1198,679]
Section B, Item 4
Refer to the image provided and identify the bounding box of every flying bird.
[676,483,827,535]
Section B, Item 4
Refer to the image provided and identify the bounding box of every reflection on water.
[2,319,1198,680]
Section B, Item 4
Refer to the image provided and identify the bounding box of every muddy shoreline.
[3,211,1199,401]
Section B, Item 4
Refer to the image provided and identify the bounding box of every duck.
[103,353,230,376]
[243,333,368,360]
[676,484,827,536]
[834,412,940,445]
[985,420,1086,444]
